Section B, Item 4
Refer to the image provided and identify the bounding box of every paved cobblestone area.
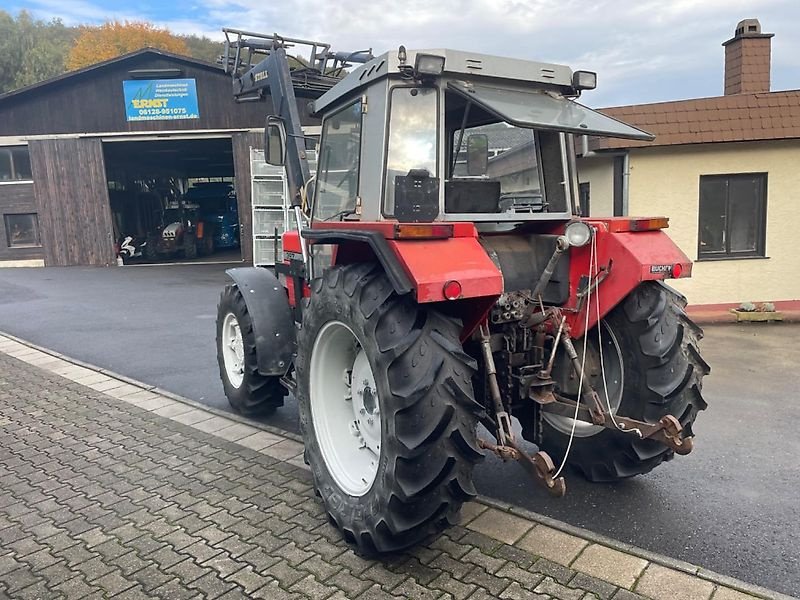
[0,339,784,600]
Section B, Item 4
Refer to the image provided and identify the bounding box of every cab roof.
[313,48,574,113]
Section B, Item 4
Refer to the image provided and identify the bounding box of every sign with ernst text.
[123,79,200,121]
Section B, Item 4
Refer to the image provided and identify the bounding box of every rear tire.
[538,282,709,482]
[216,284,285,417]
[296,263,483,554]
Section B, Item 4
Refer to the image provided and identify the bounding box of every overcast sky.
[7,0,800,107]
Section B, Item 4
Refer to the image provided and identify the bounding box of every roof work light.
[572,70,597,91]
[414,53,446,78]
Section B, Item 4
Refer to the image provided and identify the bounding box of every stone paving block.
[235,431,283,451]
[71,373,113,386]
[171,408,216,426]
[568,571,618,599]
[466,507,533,545]
[215,422,262,442]
[103,384,146,400]
[152,402,194,418]
[518,524,589,566]
[192,415,238,434]
[457,500,487,525]
[89,379,129,393]
[534,575,584,600]
[134,395,175,411]
[711,587,761,600]
[260,438,305,461]
[635,563,715,600]
[571,544,648,589]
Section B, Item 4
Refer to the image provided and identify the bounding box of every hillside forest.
[0,11,224,95]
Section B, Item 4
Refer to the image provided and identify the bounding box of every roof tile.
[591,89,800,150]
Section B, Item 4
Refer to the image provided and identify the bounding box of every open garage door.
[103,136,243,265]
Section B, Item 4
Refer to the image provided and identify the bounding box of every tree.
[66,21,188,70]
[181,34,224,65]
[0,10,75,94]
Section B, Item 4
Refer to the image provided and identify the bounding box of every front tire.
[538,282,709,482]
[216,284,285,417]
[183,233,198,260]
[296,263,483,554]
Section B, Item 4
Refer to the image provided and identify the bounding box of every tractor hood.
[448,81,654,141]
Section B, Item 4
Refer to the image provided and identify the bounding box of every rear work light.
[393,224,454,239]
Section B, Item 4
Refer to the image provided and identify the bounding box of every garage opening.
[103,137,243,265]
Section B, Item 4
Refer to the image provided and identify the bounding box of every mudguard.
[225,267,295,376]
[563,226,692,338]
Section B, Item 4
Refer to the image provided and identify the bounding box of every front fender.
[226,267,295,376]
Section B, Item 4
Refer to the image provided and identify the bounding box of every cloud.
[11,0,800,105]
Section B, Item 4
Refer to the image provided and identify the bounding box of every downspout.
[579,135,630,215]
[622,151,630,216]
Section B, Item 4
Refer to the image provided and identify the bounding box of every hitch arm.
[537,395,694,455]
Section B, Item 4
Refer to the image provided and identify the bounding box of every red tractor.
[216,31,708,554]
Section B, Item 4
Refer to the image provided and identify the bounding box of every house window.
[698,173,766,259]
[578,182,590,217]
[4,213,41,247]
[0,146,32,182]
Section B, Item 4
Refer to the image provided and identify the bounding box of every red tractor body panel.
[282,218,691,339]
[562,219,692,338]
[387,237,503,302]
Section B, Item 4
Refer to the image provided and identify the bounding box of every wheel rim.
[310,320,381,497]
[544,321,624,438]
[221,312,245,388]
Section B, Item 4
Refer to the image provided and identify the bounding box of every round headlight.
[565,221,593,247]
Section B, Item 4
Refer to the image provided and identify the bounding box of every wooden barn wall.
[232,131,263,265]
[29,138,115,266]
[0,56,316,136]
[0,183,43,261]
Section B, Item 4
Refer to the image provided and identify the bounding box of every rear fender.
[565,225,692,338]
[300,228,503,340]
[225,267,295,376]
[375,236,502,340]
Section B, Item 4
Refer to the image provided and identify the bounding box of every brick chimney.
[722,18,774,95]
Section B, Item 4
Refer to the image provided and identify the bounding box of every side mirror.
[264,116,286,166]
[466,134,489,176]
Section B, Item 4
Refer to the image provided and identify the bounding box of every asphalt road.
[0,264,797,596]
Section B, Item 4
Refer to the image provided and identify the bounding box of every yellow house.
[578,19,800,310]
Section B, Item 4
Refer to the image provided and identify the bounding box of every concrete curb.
[0,330,793,600]
[476,496,795,600]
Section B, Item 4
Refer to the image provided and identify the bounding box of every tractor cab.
[306,48,653,225]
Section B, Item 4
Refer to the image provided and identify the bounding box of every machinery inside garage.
[103,137,242,264]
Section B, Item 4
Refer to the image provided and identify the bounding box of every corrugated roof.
[590,89,800,150]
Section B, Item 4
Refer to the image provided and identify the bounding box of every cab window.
[384,87,438,216]
[314,101,362,221]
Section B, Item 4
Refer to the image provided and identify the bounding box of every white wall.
[628,140,800,305]
[577,154,616,216]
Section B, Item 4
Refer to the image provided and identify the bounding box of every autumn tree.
[66,21,188,70]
